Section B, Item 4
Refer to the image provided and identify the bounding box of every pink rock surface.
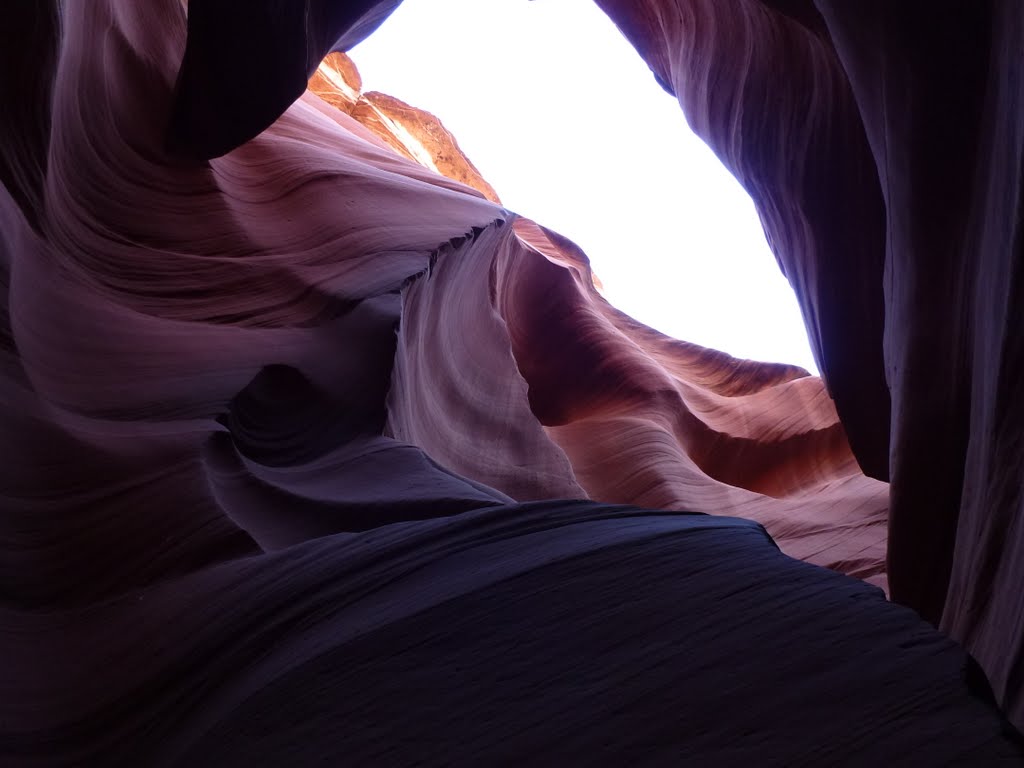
[3,0,1021,755]
[1,0,882,647]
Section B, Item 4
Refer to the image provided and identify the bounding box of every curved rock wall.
[8,0,1022,753]
[594,0,1024,724]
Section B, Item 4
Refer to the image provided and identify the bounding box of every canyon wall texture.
[1,0,1022,758]
[594,0,1024,725]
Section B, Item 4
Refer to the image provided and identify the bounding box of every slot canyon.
[2,1,1023,764]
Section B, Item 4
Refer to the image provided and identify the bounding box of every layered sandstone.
[3,0,1022,757]
[593,0,1024,724]
[310,52,500,203]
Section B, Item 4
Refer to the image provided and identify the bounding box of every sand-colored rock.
[309,52,500,203]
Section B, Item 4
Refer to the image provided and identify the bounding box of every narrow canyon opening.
[7,0,1024,761]
[348,0,819,372]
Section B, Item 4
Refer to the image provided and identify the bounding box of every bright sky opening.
[350,0,819,373]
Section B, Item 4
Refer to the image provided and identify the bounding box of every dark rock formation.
[1,0,1022,761]
[594,0,1024,724]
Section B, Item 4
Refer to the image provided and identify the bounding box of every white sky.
[350,0,818,373]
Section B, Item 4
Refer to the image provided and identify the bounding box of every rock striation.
[1,0,1022,758]
[594,0,1024,725]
